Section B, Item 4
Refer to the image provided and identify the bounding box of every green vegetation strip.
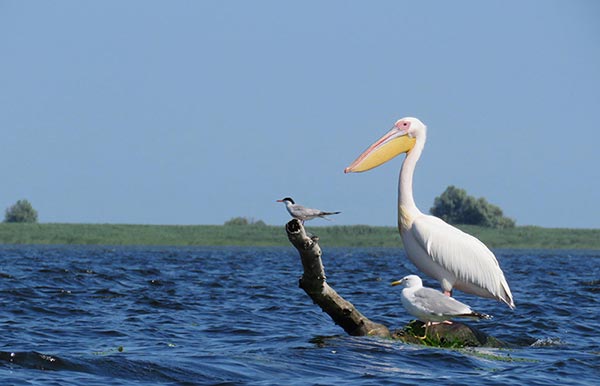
[0,223,599,249]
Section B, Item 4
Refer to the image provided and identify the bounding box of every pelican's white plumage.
[405,215,513,306]
[345,117,515,309]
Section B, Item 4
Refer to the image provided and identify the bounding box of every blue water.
[0,245,598,385]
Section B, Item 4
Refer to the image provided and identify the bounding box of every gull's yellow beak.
[390,279,404,287]
[344,127,416,173]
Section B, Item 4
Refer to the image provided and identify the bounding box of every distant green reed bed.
[0,223,598,249]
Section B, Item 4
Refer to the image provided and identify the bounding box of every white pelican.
[391,274,492,338]
[277,197,341,223]
[345,117,515,309]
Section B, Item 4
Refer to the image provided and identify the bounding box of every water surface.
[0,245,598,385]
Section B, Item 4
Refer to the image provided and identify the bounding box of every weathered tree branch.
[286,219,508,347]
[285,219,390,337]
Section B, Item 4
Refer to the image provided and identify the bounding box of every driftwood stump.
[285,219,507,348]
[285,219,390,337]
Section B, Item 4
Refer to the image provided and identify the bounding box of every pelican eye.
[396,121,410,129]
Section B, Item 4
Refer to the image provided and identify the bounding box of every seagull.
[276,197,341,223]
[345,117,515,309]
[391,274,492,338]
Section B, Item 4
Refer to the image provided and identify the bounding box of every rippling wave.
[0,245,598,385]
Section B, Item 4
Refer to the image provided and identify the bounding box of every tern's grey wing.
[300,207,324,216]
[412,287,471,316]
[290,204,323,219]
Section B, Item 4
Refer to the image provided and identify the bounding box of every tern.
[345,117,514,309]
[276,197,341,223]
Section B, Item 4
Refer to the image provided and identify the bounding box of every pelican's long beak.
[391,279,404,287]
[344,127,416,173]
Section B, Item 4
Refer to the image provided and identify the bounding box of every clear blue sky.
[1,1,599,228]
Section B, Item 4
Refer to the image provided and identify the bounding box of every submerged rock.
[392,320,509,348]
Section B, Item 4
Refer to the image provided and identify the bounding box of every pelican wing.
[411,214,514,308]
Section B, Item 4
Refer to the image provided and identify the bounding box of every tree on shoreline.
[224,216,266,226]
[430,186,515,229]
[4,199,38,223]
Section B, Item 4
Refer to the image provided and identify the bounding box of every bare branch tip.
[286,219,303,233]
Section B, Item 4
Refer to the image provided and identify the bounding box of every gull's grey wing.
[412,287,472,316]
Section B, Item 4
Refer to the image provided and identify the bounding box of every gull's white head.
[344,117,427,173]
[391,274,423,288]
